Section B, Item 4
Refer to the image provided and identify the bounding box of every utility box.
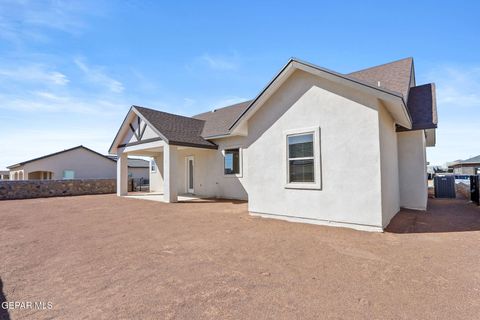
[434,175,456,199]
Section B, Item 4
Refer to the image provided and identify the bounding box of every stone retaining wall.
[0,179,119,200]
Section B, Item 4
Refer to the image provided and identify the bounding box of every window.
[63,170,75,180]
[288,134,314,183]
[224,148,240,175]
[151,159,157,173]
[285,127,321,189]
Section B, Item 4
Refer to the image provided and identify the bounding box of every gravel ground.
[1,195,479,319]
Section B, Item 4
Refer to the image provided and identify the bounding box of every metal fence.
[130,178,149,192]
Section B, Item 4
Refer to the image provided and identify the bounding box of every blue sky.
[0,0,479,169]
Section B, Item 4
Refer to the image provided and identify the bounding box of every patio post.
[163,144,178,202]
[117,152,128,196]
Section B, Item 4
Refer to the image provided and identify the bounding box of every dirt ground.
[1,195,479,320]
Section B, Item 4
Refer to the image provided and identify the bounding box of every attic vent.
[377,81,381,87]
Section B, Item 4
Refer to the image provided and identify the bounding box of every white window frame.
[151,159,157,173]
[284,126,321,190]
[222,146,243,178]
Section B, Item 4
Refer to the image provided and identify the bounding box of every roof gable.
[228,58,412,134]
[133,106,217,149]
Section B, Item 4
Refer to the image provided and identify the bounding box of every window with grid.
[287,133,315,183]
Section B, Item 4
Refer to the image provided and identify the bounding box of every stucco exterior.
[397,131,428,210]
[245,70,385,231]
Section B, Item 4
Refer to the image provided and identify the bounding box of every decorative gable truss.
[129,116,146,141]
[121,115,159,146]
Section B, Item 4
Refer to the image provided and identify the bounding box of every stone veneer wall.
[0,179,121,200]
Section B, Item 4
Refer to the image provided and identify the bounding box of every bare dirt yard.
[1,195,479,319]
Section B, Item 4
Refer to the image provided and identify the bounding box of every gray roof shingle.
[347,57,414,100]
[128,58,435,147]
[460,155,480,164]
[192,100,252,137]
[133,106,218,149]
[403,83,437,130]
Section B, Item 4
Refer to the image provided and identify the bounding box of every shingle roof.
[192,100,252,137]
[107,156,149,168]
[121,58,434,149]
[133,106,218,149]
[7,145,115,169]
[399,83,437,131]
[460,155,480,164]
[347,57,414,100]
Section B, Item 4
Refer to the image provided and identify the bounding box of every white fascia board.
[109,108,137,154]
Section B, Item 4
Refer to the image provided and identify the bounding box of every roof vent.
[377,81,381,87]
[212,109,217,113]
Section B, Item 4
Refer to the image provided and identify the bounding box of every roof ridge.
[347,57,413,75]
[193,100,253,118]
[7,145,115,168]
[133,105,205,123]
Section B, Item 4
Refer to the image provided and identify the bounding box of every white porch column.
[163,144,178,203]
[117,152,128,196]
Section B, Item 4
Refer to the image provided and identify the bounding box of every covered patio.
[110,106,218,203]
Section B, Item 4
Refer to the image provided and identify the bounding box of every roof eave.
[230,58,412,134]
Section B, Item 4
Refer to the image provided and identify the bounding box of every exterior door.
[186,156,194,193]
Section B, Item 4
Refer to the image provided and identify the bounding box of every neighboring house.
[449,155,480,175]
[109,57,437,232]
[0,171,9,180]
[7,146,149,181]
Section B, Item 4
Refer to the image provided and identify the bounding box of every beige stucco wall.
[397,130,428,210]
[245,70,385,230]
[10,148,146,181]
[378,105,400,227]
[11,148,116,180]
[453,165,479,175]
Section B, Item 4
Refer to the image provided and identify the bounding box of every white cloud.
[427,66,480,108]
[74,57,124,93]
[0,0,105,44]
[200,53,240,71]
[0,65,69,85]
[424,65,480,166]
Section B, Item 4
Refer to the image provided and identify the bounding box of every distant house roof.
[133,106,218,149]
[106,156,149,168]
[7,145,114,169]
[458,155,480,165]
[7,145,148,169]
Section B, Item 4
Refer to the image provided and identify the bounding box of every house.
[449,155,480,175]
[7,145,149,181]
[0,171,9,180]
[109,57,437,232]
